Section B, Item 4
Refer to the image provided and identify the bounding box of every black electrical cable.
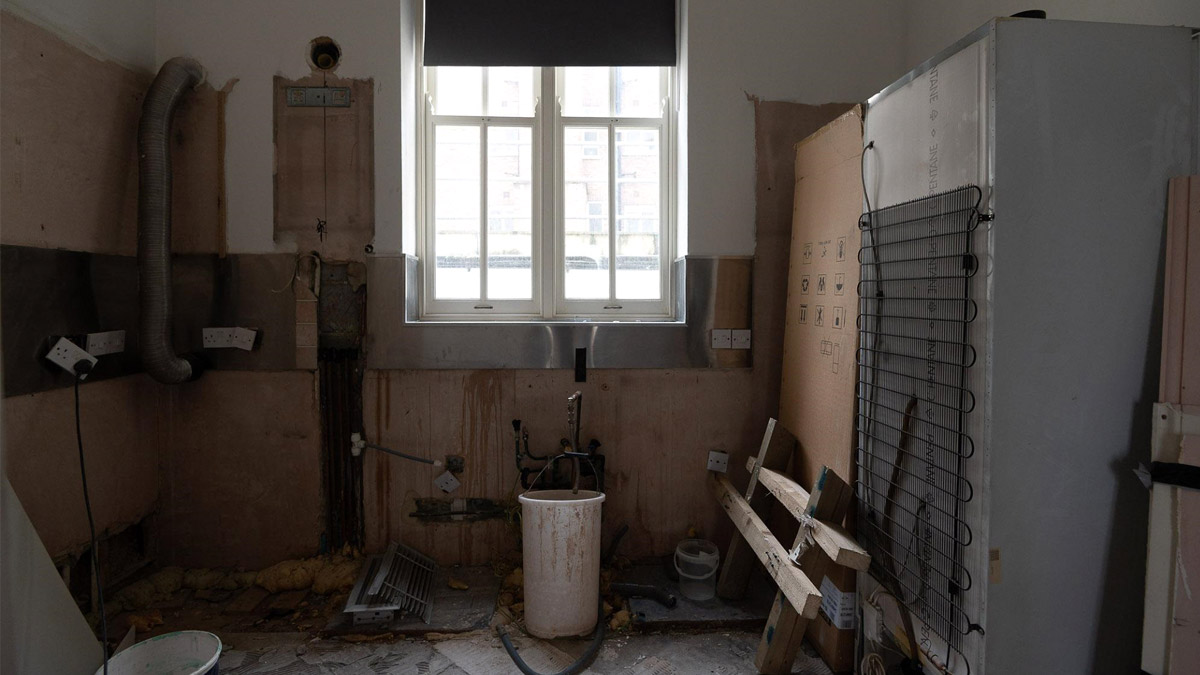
[861,140,875,219]
[74,367,108,675]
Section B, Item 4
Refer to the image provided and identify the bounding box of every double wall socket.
[85,330,125,356]
[203,327,258,351]
[711,329,752,350]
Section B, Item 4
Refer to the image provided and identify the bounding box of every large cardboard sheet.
[779,106,863,496]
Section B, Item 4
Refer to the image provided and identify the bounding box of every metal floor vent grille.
[855,185,981,659]
[344,542,436,625]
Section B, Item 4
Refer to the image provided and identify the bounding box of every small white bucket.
[94,630,221,675]
[674,539,720,601]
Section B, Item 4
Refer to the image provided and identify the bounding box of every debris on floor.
[214,629,835,674]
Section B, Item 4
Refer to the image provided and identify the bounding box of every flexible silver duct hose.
[138,57,204,383]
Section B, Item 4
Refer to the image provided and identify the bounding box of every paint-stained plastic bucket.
[519,489,606,638]
[675,538,720,601]
[95,630,221,675]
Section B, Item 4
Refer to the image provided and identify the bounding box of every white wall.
[154,0,910,257]
[685,0,908,255]
[2,0,155,71]
[153,1,1199,257]
[904,0,1200,69]
[155,0,405,254]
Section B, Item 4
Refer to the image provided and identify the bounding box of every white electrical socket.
[707,450,730,473]
[232,327,257,351]
[711,329,732,349]
[731,329,752,350]
[85,330,126,356]
[434,471,461,494]
[44,337,97,379]
[202,327,235,349]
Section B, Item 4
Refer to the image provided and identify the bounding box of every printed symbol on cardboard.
[836,237,847,262]
[833,306,845,329]
[798,304,808,324]
[803,243,813,264]
[815,305,825,327]
[801,276,811,294]
[821,242,828,258]
[832,343,841,374]
[820,340,833,356]
[834,273,846,296]
[817,274,827,295]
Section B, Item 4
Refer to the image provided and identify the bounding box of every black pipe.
[601,523,629,566]
[498,597,605,675]
[610,582,677,609]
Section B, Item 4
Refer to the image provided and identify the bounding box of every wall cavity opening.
[310,36,341,71]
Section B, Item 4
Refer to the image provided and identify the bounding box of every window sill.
[410,317,684,326]
[364,255,750,370]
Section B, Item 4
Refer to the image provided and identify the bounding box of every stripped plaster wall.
[0,10,323,569]
[14,0,1192,571]
[145,0,903,566]
[154,0,910,258]
[0,11,160,558]
[154,0,405,256]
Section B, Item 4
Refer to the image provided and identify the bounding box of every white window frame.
[419,66,675,321]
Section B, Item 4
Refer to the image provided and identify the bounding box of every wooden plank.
[744,458,870,571]
[709,472,821,619]
[716,419,797,599]
[1160,176,1190,404]
[756,467,854,674]
[1181,176,1200,408]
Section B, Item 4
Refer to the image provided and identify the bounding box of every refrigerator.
[856,17,1197,675]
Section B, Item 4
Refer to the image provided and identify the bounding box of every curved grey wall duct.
[138,56,205,384]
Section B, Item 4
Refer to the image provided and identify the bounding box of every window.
[422,66,673,319]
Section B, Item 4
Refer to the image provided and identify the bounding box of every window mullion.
[545,68,558,319]
[607,68,619,308]
[607,122,617,306]
[479,123,489,305]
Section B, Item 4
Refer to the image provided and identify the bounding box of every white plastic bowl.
[94,630,221,675]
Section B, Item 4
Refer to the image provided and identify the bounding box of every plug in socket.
[44,337,97,378]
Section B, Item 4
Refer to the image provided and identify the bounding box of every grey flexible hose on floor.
[497,599,605,675]
[138,57,204,384]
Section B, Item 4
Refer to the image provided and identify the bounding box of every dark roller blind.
[423,1,677,67]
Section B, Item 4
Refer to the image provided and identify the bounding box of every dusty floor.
[215,629,835,674]
[106,562,835,674]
